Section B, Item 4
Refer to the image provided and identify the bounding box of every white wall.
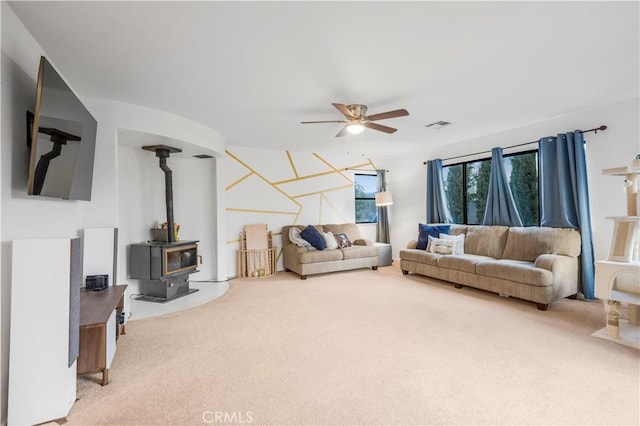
[1,7,99,424]
[224,146,380,276]
[388,98,640,263]
[1,5,227,424]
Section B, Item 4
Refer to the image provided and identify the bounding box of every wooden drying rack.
[237,226,277,278]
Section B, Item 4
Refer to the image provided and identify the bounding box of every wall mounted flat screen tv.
[27,56,97,201]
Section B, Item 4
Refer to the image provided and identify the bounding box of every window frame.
[442,149,540,226]
[354,173,378,224]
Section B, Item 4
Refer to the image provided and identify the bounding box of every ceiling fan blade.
[336,125,349,137]
[365,108,409,121]
[364,122,397,134]
[301,120,347,124]
[332,103,355,119]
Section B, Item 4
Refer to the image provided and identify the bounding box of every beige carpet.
[67,265,639,425]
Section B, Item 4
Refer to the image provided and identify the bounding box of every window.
[507,151,539,226]
[442,150,539,226]
[354,174,377,224]
[443,164,463,223]
[466,159,491,225]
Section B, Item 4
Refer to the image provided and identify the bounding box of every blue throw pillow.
[300,225,326,250]
[416,223,451,250]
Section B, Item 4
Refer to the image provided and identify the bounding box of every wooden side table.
[375,243,393,267]
[78,285,127,385]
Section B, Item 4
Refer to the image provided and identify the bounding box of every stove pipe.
[155,148,176,243]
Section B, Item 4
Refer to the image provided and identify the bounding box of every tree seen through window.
[355,174,377,224]
[442,151,539,226]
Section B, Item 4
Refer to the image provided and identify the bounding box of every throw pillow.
[334,233,352,248]
[300,225,326,250]
[416,223,451,250]
[289,227,312,248]
[439,232,465,255]
[323,231,338,249]
[427,236,455,255]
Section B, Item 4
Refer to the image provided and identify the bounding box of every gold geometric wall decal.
[226,171,254,191]
[286,151,299,178]
[226,207,300,216]
[292,184,354,199]
[224,147,379,276]
[227,173,301,213]
[313,153,353,184]
[273,169,348,186]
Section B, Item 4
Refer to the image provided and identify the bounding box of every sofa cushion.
[289,227,312,248]
[438,233,465,255]
[341,245,379,260]
[476,259,553,287]
[437,254,495,274]
[298,248,343,264]
[449,224,468,236]
[399,249,441,266]
[417,223,451,250]
[300,225,326,250]
[334,233,352,248]
[464,225,509,258]
[427,236,455,254]
[502,227,582,262]
[323,224,362,243]
[323,231,339,249]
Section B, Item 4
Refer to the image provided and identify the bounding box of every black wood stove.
[130,144,199,302]
[130,240,199,301]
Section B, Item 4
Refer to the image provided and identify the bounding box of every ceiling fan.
[301,103,409,137]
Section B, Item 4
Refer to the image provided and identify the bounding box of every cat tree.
[593,157,640,348]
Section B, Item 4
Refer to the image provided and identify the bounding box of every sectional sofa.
[399,224,582,310]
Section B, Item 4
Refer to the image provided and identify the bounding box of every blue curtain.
[539,131,595,299]
[376,169,390,244]
[482,148,523,227]
[426,159,453,223]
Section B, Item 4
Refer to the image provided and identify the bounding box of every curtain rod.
[423,125,607,164]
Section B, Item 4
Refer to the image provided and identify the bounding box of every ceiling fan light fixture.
[347,122,365,135]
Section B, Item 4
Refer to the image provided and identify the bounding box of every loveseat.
[282,224,379,279]
[399,224,582,310]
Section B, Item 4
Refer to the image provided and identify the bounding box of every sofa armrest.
[534,254,573,271]
[535,254,579,297]
[283,243,304,270]
[406,240,418,249]
[353,239,373,246]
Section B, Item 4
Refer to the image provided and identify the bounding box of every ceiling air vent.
[425,120,452,129]
[193,154,214,159]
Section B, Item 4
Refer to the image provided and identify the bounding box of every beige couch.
[399,225,582,310]
[282,224,379,280]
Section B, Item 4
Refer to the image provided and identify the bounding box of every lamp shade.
[375,191,393,206]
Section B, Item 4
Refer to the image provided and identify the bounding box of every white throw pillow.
[289,227,312,248]
[427,235,455,255]
[439,233,465,255]
[322,231,338,249]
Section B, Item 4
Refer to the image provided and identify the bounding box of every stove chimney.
[142,144,182,243]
